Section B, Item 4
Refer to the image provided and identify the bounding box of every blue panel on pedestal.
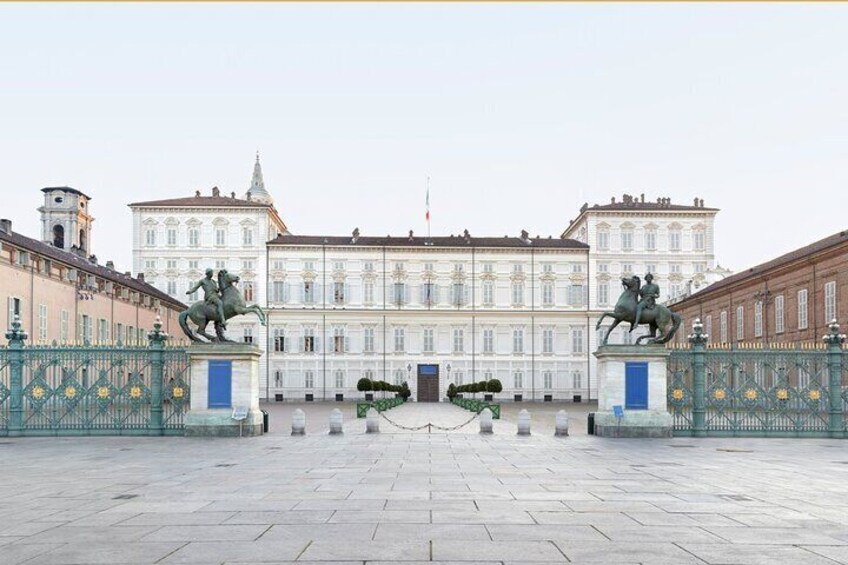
[208,360,232,408]
[625,362,648,410]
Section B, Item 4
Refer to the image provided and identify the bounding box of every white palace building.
[130,158,722,402]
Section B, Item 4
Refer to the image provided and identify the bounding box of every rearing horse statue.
[179,269,266,343]
[596,275,681,345]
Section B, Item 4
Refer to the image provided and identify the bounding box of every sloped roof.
[0,229,185,310]
[586,201,719,213]
[128,195,273,208]
[41,186,92,200]
[269,233,588,250]
[680,229,848,302]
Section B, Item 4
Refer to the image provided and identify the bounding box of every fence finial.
[687,318,708,346]
[823,319,846,346]
[147,316,169,345]
[5,314,28,342]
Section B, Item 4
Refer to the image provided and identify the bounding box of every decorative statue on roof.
[596,273,681,345]
[179,269,266,343]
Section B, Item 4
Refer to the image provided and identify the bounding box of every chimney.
[106,260,115,270]
[0,219,11,234]
[137,273,145,282]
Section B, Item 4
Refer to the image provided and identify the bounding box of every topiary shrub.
[447,383,457,399]
[357,378,373,393]
[401,381,411,401]
[487,379,503,395]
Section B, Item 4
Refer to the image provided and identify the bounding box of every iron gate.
[667,320,847,438]
[0,316,189,436]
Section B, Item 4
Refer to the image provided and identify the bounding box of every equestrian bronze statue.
[179,269,266,343]
[596,274,681,345]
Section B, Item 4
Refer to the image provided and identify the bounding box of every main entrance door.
[417,364,440,402]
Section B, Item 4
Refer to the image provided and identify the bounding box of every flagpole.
[426,175,431,241]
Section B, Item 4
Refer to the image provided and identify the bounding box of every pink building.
[1,187,185,345]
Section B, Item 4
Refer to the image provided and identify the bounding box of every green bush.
[447,383,457,399]
[487,379,503,394]
[357,378,373,392]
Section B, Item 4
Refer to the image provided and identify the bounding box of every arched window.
[79,229,87,253]
[52,225,64,248]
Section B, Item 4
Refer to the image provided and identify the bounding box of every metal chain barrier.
[378,410,479,433]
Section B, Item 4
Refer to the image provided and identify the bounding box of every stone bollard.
[517,409,531,436]
[329,408,344,435]
[555,410,569,437]
[291,408,306,436]
[479,408,494,434]
[366,408,380,433]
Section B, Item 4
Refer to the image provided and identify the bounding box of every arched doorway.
[52,225,64,248]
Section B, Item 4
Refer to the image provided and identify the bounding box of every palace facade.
[129,159,723,401]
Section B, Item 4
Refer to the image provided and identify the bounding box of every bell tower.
[38,187,94,254]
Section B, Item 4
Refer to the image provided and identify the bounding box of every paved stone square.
[1,403,847,564]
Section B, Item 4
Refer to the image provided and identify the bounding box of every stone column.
[185,343,264,437]
[593,344,673,438]
[824,320,846,438]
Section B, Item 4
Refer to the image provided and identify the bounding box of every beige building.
[1,187,185,345]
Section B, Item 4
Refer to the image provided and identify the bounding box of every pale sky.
[1,4,846,274]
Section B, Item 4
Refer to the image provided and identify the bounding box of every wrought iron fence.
[668,319,847,438]
[0,316,189,436]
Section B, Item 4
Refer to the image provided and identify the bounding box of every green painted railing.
[668,319,847,438]
[356,397,405,418]
[0,316,189,436]
[451,397,500,419]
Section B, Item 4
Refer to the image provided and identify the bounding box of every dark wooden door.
[417,364,440,402]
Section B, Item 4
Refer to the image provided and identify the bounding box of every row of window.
[597,262,707,276]
[8,298,148,344]
[144,225,255,248]
[272,260,585,275]
[704,282,837,342]
[596,225,706,252]
[267,326,586,355]
[268,280,587,308]
[145,259,256,272]
[272,368,585,390]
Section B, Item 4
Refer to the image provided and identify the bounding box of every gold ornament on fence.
[672,388,684,401]
[32,385,45,400]
[172,387,184,399]
[808,389,821,401]
[744,388,758,401]
[64,386,77,399]
[713,388,727,401]
[130,386,142,399]
[97,386,110,399]
[776,388,789,401]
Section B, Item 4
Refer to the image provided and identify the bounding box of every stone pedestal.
[593,345,672,438]
[185,344,264,437]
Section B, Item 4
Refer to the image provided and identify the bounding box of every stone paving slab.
[2,403,848,564]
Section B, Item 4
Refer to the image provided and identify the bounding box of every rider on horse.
[186,269,227,329]
[632,272,659,331]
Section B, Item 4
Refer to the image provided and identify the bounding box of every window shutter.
[345,336,350,353]
[464,286,470,306]
[344,283,350,305]
[315,336,321,353]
